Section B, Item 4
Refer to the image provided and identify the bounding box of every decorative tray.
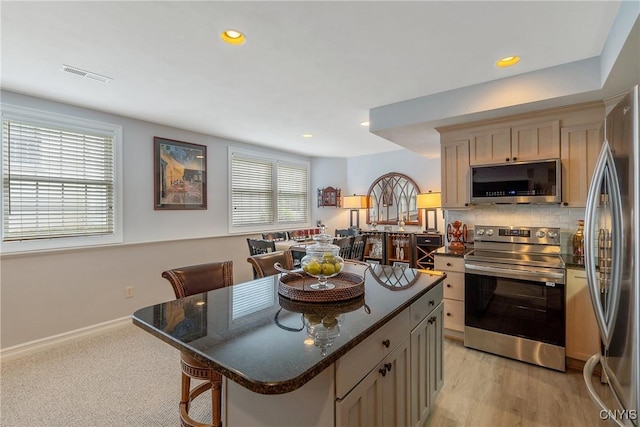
[278,293,367,316]
[278,271,365,303]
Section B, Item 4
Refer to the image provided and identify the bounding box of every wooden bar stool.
[161,261,234,427]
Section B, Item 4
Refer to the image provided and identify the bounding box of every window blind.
[277,163,308,222]
[231,278,276,321]
[2,119,115,241]
[231,155,274,226]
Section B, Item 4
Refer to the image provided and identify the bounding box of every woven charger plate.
[278,271,365,303]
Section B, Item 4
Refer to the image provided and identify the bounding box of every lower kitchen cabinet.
[434,254,465,339]
[336,281,444,427]
[410,302,444,427]
[566,268,601,364]
[336,338,411,427]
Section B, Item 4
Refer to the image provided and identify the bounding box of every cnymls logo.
[599,409,637,421]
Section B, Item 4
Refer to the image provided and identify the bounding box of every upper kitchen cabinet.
[469,120,560,165]
[440,139,470,209]
[469,127,511,165]
[561,122,604,207]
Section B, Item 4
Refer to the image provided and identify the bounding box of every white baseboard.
[0,316,132,362]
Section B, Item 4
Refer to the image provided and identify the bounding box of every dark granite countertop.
[132,263,444,395]
[563,253,586,269]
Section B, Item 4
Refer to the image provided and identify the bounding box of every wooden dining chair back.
[349,234,368,261]
[161,261,234,427]
[335,228,359,237]
[333,236,354,259]
[261,231,289,241]
[247,250,294,278]
[247,238,276,256]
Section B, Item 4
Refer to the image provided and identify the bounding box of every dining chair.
[333,236,354,259]
[261,231,289,241]
[349,234,368,261]
[335,228,359,237]
[246,238,276,256]
[161,261,234,427]
[247,250,294,278]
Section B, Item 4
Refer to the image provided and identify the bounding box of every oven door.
[465,261,565,347]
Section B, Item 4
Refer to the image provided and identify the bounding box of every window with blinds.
[2,113,117,244]
[230,149,309,232]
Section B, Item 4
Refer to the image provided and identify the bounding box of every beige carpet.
[1,322,211,427]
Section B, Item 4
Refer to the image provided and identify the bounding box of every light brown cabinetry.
[440,139,469,208]
[335,282,444,427]
[566,268,601,364]
[434,254,465,339]
[469,120,559,165]
[561,122,604,207]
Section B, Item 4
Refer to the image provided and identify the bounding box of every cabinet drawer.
[435,255,465,272]
[335,309,410,399]
[443,272,464,301]
[416,234,443,247]
[444,299,464,332]
[410,281,444,330]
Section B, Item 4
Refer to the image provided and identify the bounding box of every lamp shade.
[416,192,441,209]
[343,195,370,209]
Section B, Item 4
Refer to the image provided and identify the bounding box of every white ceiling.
[0,1,630,158]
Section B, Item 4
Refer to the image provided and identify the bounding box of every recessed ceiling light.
[302,134,313,138]
[496,56,520,67]
[221,29,246,45]
[360,121,370,127]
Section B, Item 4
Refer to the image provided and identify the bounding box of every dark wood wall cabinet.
[362,231,443,269]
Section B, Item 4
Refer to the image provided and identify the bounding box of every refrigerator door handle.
[584,139,623,349]
[583,353,629,427]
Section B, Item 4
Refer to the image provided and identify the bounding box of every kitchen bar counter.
[132,262,445,395]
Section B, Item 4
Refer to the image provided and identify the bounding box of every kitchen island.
[133,263,445,426]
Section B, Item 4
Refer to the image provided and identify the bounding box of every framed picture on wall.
[154,137,207,210]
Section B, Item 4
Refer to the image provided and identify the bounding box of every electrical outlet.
[125,286,134,298]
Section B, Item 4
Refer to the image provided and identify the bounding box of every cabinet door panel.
[443,272,465,301]
[382,338,411,427]
[336,369,382,427]
[561,123,603,207]
[566,269,601,361]
[469,127,511,165]
[511,120,560,161]
[441,140,469,208]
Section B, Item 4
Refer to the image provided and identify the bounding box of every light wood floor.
[428,339,616,427]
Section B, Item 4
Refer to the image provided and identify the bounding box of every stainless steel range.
[464,225,566,371]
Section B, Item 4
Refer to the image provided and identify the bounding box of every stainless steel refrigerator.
[583,85,639,426]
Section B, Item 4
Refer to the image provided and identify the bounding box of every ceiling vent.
[60,65,112,84]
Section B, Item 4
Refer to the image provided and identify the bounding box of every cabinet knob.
[379,367,387,377]
[428,317,435,324]
[446,284,451,288]
[429,300,435,306]
[382,339,390,348]
[512,157,517,161]
[384,362,392,372]
[446,262,452,267]
[506,157,510,162]
[446,312,452,317]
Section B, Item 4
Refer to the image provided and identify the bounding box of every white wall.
[0,91,435,350]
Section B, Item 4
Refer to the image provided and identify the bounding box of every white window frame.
[1,104,123,253]
[228,147,310,234]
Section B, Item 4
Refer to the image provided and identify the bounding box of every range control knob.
[476,229,485,236]
[547,231,558,239]
[536,230,546,238]
[486,229,494,236]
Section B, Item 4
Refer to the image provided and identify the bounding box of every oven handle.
[465,263,565,283]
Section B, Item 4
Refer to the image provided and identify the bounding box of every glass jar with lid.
[301,232,344,290]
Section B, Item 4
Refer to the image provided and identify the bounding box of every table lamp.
[416,191,441,233]
[343,194,370,229]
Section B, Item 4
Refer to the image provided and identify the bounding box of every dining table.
[132,262,445,426]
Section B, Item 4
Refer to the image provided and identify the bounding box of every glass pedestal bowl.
[300,233,344,290]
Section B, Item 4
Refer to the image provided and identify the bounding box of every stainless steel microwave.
[470,159,561,204]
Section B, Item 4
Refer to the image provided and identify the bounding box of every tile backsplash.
[445,204,586,253]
